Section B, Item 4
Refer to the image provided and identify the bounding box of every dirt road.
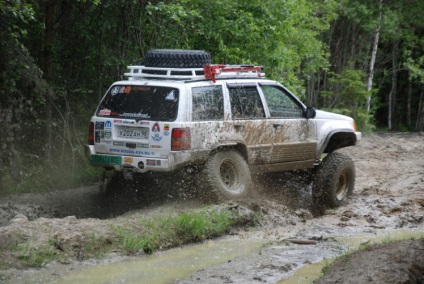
[1,132,423,283]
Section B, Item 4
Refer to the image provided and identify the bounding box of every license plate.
[118,128,149,139]
[91,155,122,165]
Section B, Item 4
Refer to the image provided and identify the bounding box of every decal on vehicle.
[110,148,153,155]
[165,90,176,101]
[150,145,162,148]
[95,122,104,130]
[138,121,150,125]
[104,132,111,139]
[152,122,160,132]
[152,133,163,142]
[114,119,123,123]
[99,109,111,116]
[122,119,135,124]
[146,159,156,166]
[123,157,133,163]
[111,86,120,96]
[164,124,170,136]
[121,113,151,118]
[105,121,112,128]
[136,143,149,148]
[113,141,125,146]
[95,131,100,143]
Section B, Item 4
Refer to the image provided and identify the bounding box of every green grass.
[114,207,239,255]
[17,240,57,267]
[1,205,259,267]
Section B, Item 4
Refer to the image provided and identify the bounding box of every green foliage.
[323,68,377,132]
[2,0,424,193]
[114,208,236,255]
[17,240,57,268]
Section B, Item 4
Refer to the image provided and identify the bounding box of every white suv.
[86,50,361,209]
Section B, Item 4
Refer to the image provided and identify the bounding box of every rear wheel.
[204,150,252,200]
[312,152,355,211]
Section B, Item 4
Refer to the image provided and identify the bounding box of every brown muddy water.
[46,240,264,284]
[14,229,423,284]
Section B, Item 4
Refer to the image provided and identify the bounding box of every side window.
[228,86,265,119]
[192,85,224,121]
[260,85,303,118]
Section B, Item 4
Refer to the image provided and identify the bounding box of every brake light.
[171,128,191,151]
[353,121,357,132]
[88,122,94,145]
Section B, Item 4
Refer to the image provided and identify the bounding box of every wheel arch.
[211,143,249,162]
[320,130,358,154]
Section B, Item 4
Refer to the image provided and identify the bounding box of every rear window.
[97,85,179,121]
[192,85,224,121]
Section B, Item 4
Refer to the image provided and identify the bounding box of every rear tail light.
[171,128,191,151]
[88,122,94,145]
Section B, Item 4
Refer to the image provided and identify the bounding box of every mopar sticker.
[105,121,112,128]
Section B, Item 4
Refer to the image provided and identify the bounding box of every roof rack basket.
[124,64,265,82]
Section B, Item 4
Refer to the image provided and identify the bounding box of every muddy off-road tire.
[204,150,253,200]
[312,152,355,210]
[142,49,211,68]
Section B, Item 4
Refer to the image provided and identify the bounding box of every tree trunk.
[416,86,424,131]
[44,0,55,163]
[388,41,398,130]
[407,76,412,127]
[366,0,382,115]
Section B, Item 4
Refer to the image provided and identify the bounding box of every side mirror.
[304,107,316,119]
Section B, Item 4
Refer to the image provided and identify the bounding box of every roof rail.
[124,64,265,82]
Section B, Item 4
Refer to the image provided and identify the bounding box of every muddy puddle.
[15,228,422,284]
[278,228,424,284]
[46,240,264,284]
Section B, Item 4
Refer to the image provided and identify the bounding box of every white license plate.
[118,128,149,139]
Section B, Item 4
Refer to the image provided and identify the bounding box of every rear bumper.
[84,145,202,173]
[85,145,172,173]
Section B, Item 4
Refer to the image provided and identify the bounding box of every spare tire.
[142,49,211,68]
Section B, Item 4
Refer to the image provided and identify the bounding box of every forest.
[1,0,424,194]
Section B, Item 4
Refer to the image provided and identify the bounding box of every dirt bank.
[0,132,423,283]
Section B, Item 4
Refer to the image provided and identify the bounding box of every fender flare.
[319,129,357,155]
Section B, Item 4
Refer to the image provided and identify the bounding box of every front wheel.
[204,150,253,200]
[312,152,355,210]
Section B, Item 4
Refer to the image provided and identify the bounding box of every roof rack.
[124,64,265,82]
[203,64,264,83]
[124,66,205,80]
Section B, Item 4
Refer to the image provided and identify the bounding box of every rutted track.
[0,132,423,283]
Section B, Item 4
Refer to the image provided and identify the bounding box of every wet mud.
[0,132,423,283]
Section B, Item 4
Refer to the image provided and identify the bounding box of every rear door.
[94,84,180,159]
[226,83,273,165]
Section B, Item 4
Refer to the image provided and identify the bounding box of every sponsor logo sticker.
[95,122,104,130]
[123,157,133,164]
[152,122,160,132]
[105,121,112,128]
